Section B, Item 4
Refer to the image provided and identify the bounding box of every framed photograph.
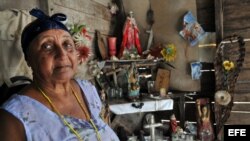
[191,62,202,80]
[179,11,206,46]
[154,68,170,92]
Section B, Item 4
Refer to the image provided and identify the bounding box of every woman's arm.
[0,109,26,141]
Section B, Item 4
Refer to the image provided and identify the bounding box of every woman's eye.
[42,43,53,50]
[64,42,74,50]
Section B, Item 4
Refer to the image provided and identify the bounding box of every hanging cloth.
[0,9,33,86]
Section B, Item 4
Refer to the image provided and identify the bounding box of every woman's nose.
[55,46,68,58]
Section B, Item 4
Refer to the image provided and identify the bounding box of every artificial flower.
[73,32,91,48]
[223,60,235,71]
[77,46,92,63]
[69,24,92,63]
[160,43,177,62]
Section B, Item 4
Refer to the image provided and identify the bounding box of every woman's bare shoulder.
[0,109,26,141]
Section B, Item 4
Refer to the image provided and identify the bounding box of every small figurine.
[169,114,178,134]
[196,99,214,141]
[170,114,186,141]
[184,121,197,135]
[127,63,140,100]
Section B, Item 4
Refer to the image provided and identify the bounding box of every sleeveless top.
[1,79,120,141]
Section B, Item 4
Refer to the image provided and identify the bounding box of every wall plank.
[226,113,250,124]
[52,5,110,35]
[51,0,111,35]
[215,0,250,126]
[53,0,110,20]
[0,0,40,10]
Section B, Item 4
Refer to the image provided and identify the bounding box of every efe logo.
[228,129,246,136]
[224,125,250,139]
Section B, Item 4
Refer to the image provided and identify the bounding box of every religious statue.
[127,63,140,100]
[196,99,214,141]
[170,114,178,134]
[119,11,142,59]
[170,114,185,141]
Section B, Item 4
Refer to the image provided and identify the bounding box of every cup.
[147,81,155,94]
[115,87,123,98]
[107,87,116,100]
[108,37,117,56]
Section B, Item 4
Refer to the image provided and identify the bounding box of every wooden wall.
[48,0,111,36]
[0,0,111,43]
[196,0,215,32]
[0,0,112,80]
[0,0,41,10]
[215,0,250,125]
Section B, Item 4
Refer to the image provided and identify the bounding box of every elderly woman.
[0,8,119,141]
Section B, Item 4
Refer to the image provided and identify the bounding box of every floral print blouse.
[1,79,119,141]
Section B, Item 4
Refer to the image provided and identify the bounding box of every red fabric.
[170,118,178,133]
[119,17,142,58]
[197,120,214,141]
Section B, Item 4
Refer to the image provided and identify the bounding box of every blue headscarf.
[21,8,70,60]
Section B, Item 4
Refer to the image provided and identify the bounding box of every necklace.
[36,84,101,141]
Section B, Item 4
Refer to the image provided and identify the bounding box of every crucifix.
[106,62,122,87]
[144,114,163,141]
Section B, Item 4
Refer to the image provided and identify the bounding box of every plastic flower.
[73,31,91,47]
[69,24,92,63]
[77,46,91,63]
[161,43,177,62]
[223,60,235,71]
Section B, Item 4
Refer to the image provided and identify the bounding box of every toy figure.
[196,99,214,141]
[127,63,140,100]
[170,114,178,133]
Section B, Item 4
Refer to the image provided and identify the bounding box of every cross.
[106,62,122,87]
[144,114,163,141]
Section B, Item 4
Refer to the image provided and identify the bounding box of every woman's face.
[27,29,78,83]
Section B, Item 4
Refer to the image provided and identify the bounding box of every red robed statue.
[119,11,142,59]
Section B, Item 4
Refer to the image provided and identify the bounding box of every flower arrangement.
[69,24,92,63]
[160,43,177,62]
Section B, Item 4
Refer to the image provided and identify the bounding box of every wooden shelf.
[104,58,163,63]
